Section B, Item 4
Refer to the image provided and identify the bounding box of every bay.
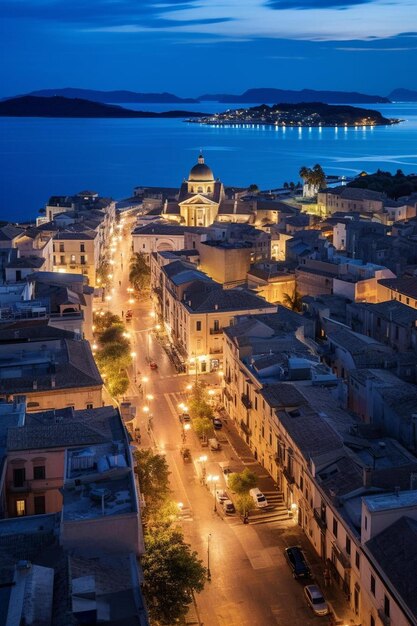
[0,102,416,223]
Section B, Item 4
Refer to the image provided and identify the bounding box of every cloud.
[266,0,374,8]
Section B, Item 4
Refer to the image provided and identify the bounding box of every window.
[370,574,375,596]
[355,551,360,570]
[213,320,219,331]
[33,465,45,480]
[16,500,25,517]
[384,595,390,618]
[345,536,351,555]
[80,255,85,265]
[196,321,201,331]
[254,397,258,410]
[86,403,93,410]
[59,243,64,252]
[364,515,368,530]
[370,617,375,626]
[71,254,76,263]
[60,255,65,265]
[80,243,85,252]
[34,495,46,515]
[333,518,338,538]
[13,467,25,488]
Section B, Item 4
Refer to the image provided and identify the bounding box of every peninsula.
[187,102,399,127]
[0,95,207,118]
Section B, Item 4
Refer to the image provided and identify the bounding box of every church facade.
[163,154,225,227]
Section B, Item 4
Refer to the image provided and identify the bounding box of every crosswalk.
[248,491,290,526]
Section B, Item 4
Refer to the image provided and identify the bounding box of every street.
[96,216,342,626]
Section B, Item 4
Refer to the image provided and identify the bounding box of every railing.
[209,347,222,354]
[209,328,223,335]
[377,609,391,626]
[314,507,327,531]
[282,467,295,485]
[8,478,63,492]
[241,393,252,409]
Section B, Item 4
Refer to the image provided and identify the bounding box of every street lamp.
[207,475,219,512]
[207,533,212,581]
[142,376,149,396]
[131,351,137,382]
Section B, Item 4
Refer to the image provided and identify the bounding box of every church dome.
[188,154,214,182]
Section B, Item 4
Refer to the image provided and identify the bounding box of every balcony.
[241,393,252,410]
[274,453,283,467]
[314,507,327,531]
[240,420,252,436]
[8,481,29,492]
[377,609,391,626]
[210,328,223,335]
[209,347,222,355]
[282,467,295,485]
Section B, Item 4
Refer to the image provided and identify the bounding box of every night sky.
[1,0,417,97]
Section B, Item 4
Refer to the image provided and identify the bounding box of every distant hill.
[388,88,417,102]
[0,96,207,118]
[26,87,199,104]
[198,88,390,104]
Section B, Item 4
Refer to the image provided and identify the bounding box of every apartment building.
[318,186,385,216]
[53,229,99,286]
[222,312,417,625]
[0,325,102,410]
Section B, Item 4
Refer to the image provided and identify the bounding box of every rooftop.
[378,276,417,299]
[364,489,417,513]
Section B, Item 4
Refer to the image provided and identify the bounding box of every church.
[161,154,225,227]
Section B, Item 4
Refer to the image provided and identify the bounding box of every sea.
[1,102,417,223]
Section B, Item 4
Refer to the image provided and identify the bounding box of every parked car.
[304,585,329,616]
[149,361,158,370]
[213,418,222,430]
[223,499,235,515]
[215,489,229,504]
[179,413,191,423]
[284,546,311,579]
[249,488,268,509]
[208,437,220,451]
[125,310,133,322]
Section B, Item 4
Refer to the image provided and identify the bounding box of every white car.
[304,585,329,616]
[249,487,268,509]
[215,489,229,504]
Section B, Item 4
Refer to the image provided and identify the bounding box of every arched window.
[207,186,211,192]
[197,186,203,193]
[190,186,194,193]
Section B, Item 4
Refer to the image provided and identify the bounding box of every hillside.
[198,88,390,104]
[27,88,198,104]
[388,88,417,102]
[190,102,398,128]
[0,96,207,118]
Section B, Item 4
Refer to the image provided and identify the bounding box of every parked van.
[209,437,220,451]
[249,488,268,509]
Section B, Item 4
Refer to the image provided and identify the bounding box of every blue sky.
[1,0,417,96]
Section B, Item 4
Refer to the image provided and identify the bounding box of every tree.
[248,183,259,193]
[235,493,255,520]
[282,287,303,313]
[192,416,213,441]
[129,252,150,293]
[228,468,258,495]
[108,375,129,397]
[98,323,126,345]
[299,166,309,183]
[134,449,170,510]
[142,527,206,625]
[312,163,326,190]
[189,382,214,421]
[93,311,121,332]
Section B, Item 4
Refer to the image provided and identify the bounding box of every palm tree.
[299,166,310,183]
[312,163,326,190]
[282,287,303,312]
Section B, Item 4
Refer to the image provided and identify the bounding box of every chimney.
[51,376,56,388]
[33,380,37,390]
[363,466,372,487]
[214,304,219,311]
